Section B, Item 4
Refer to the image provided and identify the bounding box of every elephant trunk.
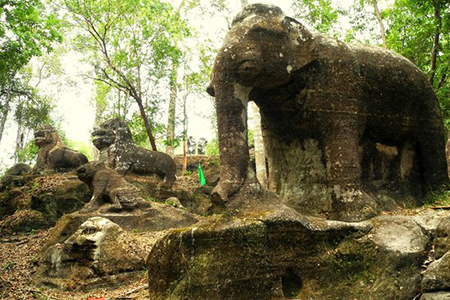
[211,79,252,206]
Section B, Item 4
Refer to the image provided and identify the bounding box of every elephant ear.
[282,16,317,71]
[283,16,312,42]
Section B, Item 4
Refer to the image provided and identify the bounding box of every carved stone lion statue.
[92,119,176,186]
[207,4,448,220]
[77,161,151,212]
[34,124,88,173]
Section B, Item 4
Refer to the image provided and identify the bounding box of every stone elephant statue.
[207,4,448,220]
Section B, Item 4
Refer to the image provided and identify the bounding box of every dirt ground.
[0,229,152,300]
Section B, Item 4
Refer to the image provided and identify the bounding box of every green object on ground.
[198,163,206,186]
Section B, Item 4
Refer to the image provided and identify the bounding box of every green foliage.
[385,0,450,129]
[248,129,254,148]
[4,261,15,271]
[0,0,63,81]
[15,141,38,164]
[291,0,342,35]
[423,190,450,207]
[206,138,219,156]
[66,140,93,160]
[66,0,192,146]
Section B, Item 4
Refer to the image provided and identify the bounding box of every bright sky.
[0,0,379,168]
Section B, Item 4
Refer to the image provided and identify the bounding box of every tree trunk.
[136,97,158,151]
[14,123,26,163]
[92,99,106,161]
[182,93,188,175]
[372,0,387,48]
[249,102,267,188]
[0,79,13,146]
[166,61,177,156]
[429,0,442,84]
[447,134,450,177]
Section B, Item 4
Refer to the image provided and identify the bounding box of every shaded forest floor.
[0,229,154,300]
[2,203,450,299]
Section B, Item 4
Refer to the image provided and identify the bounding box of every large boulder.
[432,216,450,259]
[0,173,91,230]
[0,209,49,235]
[422,251,450,292]
[146,208,428,299]
[422,292,450,300]
[42,201,199,250]
[38,217,145,290]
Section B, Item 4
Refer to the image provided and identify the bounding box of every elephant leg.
[322,119,364,201]
[211,81,252,206]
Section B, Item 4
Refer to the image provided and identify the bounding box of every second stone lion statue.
[92,119,177,186]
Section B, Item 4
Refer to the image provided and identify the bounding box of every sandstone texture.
[207,3,448,221]
[92,118,177,186]
[146,207,429,300]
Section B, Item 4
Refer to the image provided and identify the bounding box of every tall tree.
[166,60,178,156]
[366,0,388,47]
[178,43,214,173]
[385,0,449,124]
[0,0,62,146]
[65,0,189,151]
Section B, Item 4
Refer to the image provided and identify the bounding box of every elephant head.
[207,4,316,207]
[207,4,315,95]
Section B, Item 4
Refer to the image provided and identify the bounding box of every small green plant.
[423,190,450,207]
[5,261,15,271]
[145,196,158,202]
[185,170,192,176]
[28,181,40,193]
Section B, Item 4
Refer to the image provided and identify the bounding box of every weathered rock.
[0,209,48,235]
[207,4,448,220]
[0,173,91,226]
[34,124,88,173]
[42,202,198,251]
[422,251,450,292]
[4,163,32,176]
[432,216,450,259]
[165,197,183,208]
[30,174,92,223]
[370,215,429,254]
[146,208,427,300]
[92,118,176,186]
[421,292,450,300]
[77,161,151,212]
[38,217,145,290]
